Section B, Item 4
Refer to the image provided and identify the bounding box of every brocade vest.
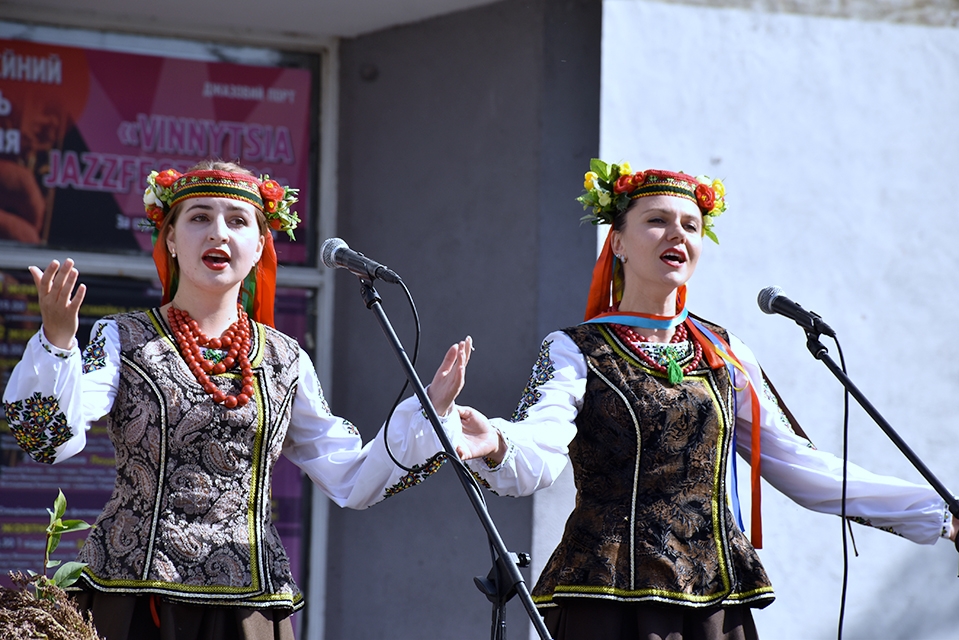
[531,322,774,610]
[75,310,304,610]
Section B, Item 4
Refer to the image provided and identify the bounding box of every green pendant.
[667,357,684,384]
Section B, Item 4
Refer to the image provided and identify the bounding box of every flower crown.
[143,168,301,240]
[576,158,726,244]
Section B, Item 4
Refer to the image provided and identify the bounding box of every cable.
[376,280,491,508]
[380,279,422,474]
[835,337,849,640]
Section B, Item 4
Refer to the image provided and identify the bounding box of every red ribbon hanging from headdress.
[584,232,619,322]
[251,234,277,327]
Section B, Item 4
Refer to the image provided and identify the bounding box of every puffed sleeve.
[282,347,458,509]
[465,331,584,497]
[728,332,949,544]
[2,320,119,464]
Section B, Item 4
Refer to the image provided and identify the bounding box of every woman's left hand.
[426,336,472,417]
[455,406,504,463]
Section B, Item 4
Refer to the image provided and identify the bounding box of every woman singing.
[2,160,471,640]
[451,159,957,640]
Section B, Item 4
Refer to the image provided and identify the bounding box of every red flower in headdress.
[146,206,165,225]
[694,183,716,211]
[154,169,181,189]
[613,171,646,194]
[260,179,285,201]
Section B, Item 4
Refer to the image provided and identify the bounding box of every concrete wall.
[329,1,600,637]
[599,1,959,638]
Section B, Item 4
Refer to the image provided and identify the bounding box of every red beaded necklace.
[167,305,255,408]
[611,321,703,383]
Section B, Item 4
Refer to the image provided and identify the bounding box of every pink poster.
[0,38,314,263]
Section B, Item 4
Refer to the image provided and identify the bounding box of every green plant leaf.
[47,532,62,557]
[589,158,609,181]
[52,561,87,589]
[46,559,62,569]
[704,228,720,245]
[54,489,67,520]
[58,520,92,534]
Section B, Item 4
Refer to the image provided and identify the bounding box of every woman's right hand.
[426,336,473,417]
[28,259,86,350]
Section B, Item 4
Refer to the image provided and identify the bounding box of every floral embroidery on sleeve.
[3,392,72,464]
[511,340,555,422]
[762,378,815,449]
[383,452,447,499]
[82,322,108,373]
[39,334,71,359]
[341,419,360,437]
[847,516,904,538]
[469,468,499,496]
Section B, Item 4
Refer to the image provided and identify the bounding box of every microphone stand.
[355,277,553,640]
[803,328,959,550]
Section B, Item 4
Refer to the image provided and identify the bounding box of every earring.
[616,253,627,264]
[170,249,177,258]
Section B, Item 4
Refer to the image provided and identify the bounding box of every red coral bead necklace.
[611,321,704,377]
[167,305,255,408]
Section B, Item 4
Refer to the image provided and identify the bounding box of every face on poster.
[0,38,314,263]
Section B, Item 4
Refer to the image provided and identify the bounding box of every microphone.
[757,286,836,337]
[321,238,402,284]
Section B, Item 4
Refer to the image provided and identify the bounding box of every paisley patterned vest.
[75,310,303,610]
[531,321,774,610]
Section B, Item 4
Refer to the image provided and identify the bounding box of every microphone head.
[320,237,348,269]
[757,286,784,315]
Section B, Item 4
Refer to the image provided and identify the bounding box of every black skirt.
[542,600,760,640]
[73,590,295,640]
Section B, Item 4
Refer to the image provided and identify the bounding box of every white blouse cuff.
[481,426,516,472]
[37,327,77,359]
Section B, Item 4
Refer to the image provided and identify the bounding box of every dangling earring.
[616,253,627,264]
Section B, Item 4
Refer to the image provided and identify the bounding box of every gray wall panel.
[329,0,599,637]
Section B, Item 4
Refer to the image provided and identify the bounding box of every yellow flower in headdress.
[617,162,632,176]
[712,178,726,199]
[584,171,598,190]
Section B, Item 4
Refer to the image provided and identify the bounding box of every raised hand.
[426,336,472,417]
[455,406,506,463]
[28,259,86,350]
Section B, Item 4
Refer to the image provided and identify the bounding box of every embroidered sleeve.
[382,452,448,499]
[728,331,947,545]
[283,347,452,509]
[511,340,556,422]
[3,392,72,464]
[464,332,584,497]
[2,320,120,464]
[81,322,109,373]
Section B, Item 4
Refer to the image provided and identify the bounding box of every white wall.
[576,2,959,638]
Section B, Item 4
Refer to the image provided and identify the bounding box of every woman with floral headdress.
[448,159,958,639]
[1,159,471,640]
